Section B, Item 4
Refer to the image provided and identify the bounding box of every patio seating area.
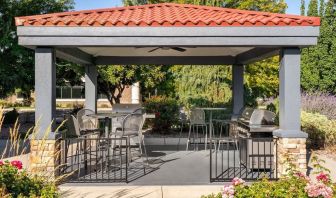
[12,2,321,187]
[60,106,277,184]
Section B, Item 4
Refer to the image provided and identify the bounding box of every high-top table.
[88,112,156,137]
[88,113,128,137]
[197,107,227,144]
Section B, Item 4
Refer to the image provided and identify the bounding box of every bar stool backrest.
[66,115,81,137]
[190,108,206,125]
[77,109,97,131]
[229,121,239,138]
[179,107,189,123]
[133,107,144,114]
[121,113,144,136]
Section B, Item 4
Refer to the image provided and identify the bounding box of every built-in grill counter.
[237,108,278,170]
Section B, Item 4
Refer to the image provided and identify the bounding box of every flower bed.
[0,160,59,197]
[202,157,336,198]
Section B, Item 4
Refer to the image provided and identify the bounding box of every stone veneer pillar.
[275,137,307,177]
[29,138,61,178]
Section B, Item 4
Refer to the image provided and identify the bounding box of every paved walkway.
[308,152,336,183]
[60,185,223,198]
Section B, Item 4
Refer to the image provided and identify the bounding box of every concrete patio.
[59,143,275,198]
[60,142,275,185]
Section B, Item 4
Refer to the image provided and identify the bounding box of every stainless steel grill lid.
[250,109,276,125]
[239,107,276,125]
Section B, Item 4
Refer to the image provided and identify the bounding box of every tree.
[56,60,84,86]
[319,0,325,16]
[223,1,287,102]
[0,0,74,99]
[97,65,165,105]
[222,0,287,13]
[307,0,319,16]
[245,57,280,102]
[124,0,287,12]
[301,0,336,94]
[171,65,232,107]
[301,0,306,15]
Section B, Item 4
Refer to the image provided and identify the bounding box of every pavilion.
[15,3,320,178]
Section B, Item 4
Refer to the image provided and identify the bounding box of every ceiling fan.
[136,46,194,53]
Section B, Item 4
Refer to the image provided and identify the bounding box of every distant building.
[5,82,140,108]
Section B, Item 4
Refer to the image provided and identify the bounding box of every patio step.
[59,185,224,198]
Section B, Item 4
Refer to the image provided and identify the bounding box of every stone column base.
[29,139,60,179]
[275,137,307,177]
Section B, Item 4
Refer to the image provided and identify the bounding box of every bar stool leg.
[177,122,183,150]
[186,124,192,151]
[205,125,207,151]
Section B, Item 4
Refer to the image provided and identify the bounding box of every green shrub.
[144,96,179,133]
[0,160,59,198]
[0,100,8,107]
[201,193,222,198]
[301,111,336,149]
[3,108,19,125]
[0,100,26,108]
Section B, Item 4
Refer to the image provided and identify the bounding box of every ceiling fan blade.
[171,47,186,52]
[148,47,160,52]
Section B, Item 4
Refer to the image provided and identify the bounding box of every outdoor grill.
[237,107,278,170]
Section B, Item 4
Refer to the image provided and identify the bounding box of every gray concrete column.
[35,47,56,139]
[85,64,97,113]
[232,64,244,117]
[273,48,307,138]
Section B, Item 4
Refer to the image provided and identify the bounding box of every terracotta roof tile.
[15,3,320,27]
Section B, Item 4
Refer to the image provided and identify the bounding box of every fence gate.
[210,137,278,182]
[60,137,128,183]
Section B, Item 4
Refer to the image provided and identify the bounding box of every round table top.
[197,107,227,111]
[87,112,128,119]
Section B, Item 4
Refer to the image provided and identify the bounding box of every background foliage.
[265,92,336,149]
[301,0,336,94]
[144,95,179,132]
[98,65,165,105]
[301,111,336,149]
[170,65,232,108]
[0,0,74,99]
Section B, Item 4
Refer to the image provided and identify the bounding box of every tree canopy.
[124,0,287,12]
[97,65,165,105]
[0,0,74,98]
[301,0,336,94]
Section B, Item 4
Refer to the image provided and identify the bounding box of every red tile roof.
[15,3,320,27]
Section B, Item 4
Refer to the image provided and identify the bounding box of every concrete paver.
[59,185,223,198]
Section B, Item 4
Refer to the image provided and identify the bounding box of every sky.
[74,0,307,15]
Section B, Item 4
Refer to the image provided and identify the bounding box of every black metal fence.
[60,137,128,183]
[210,137,277,182]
